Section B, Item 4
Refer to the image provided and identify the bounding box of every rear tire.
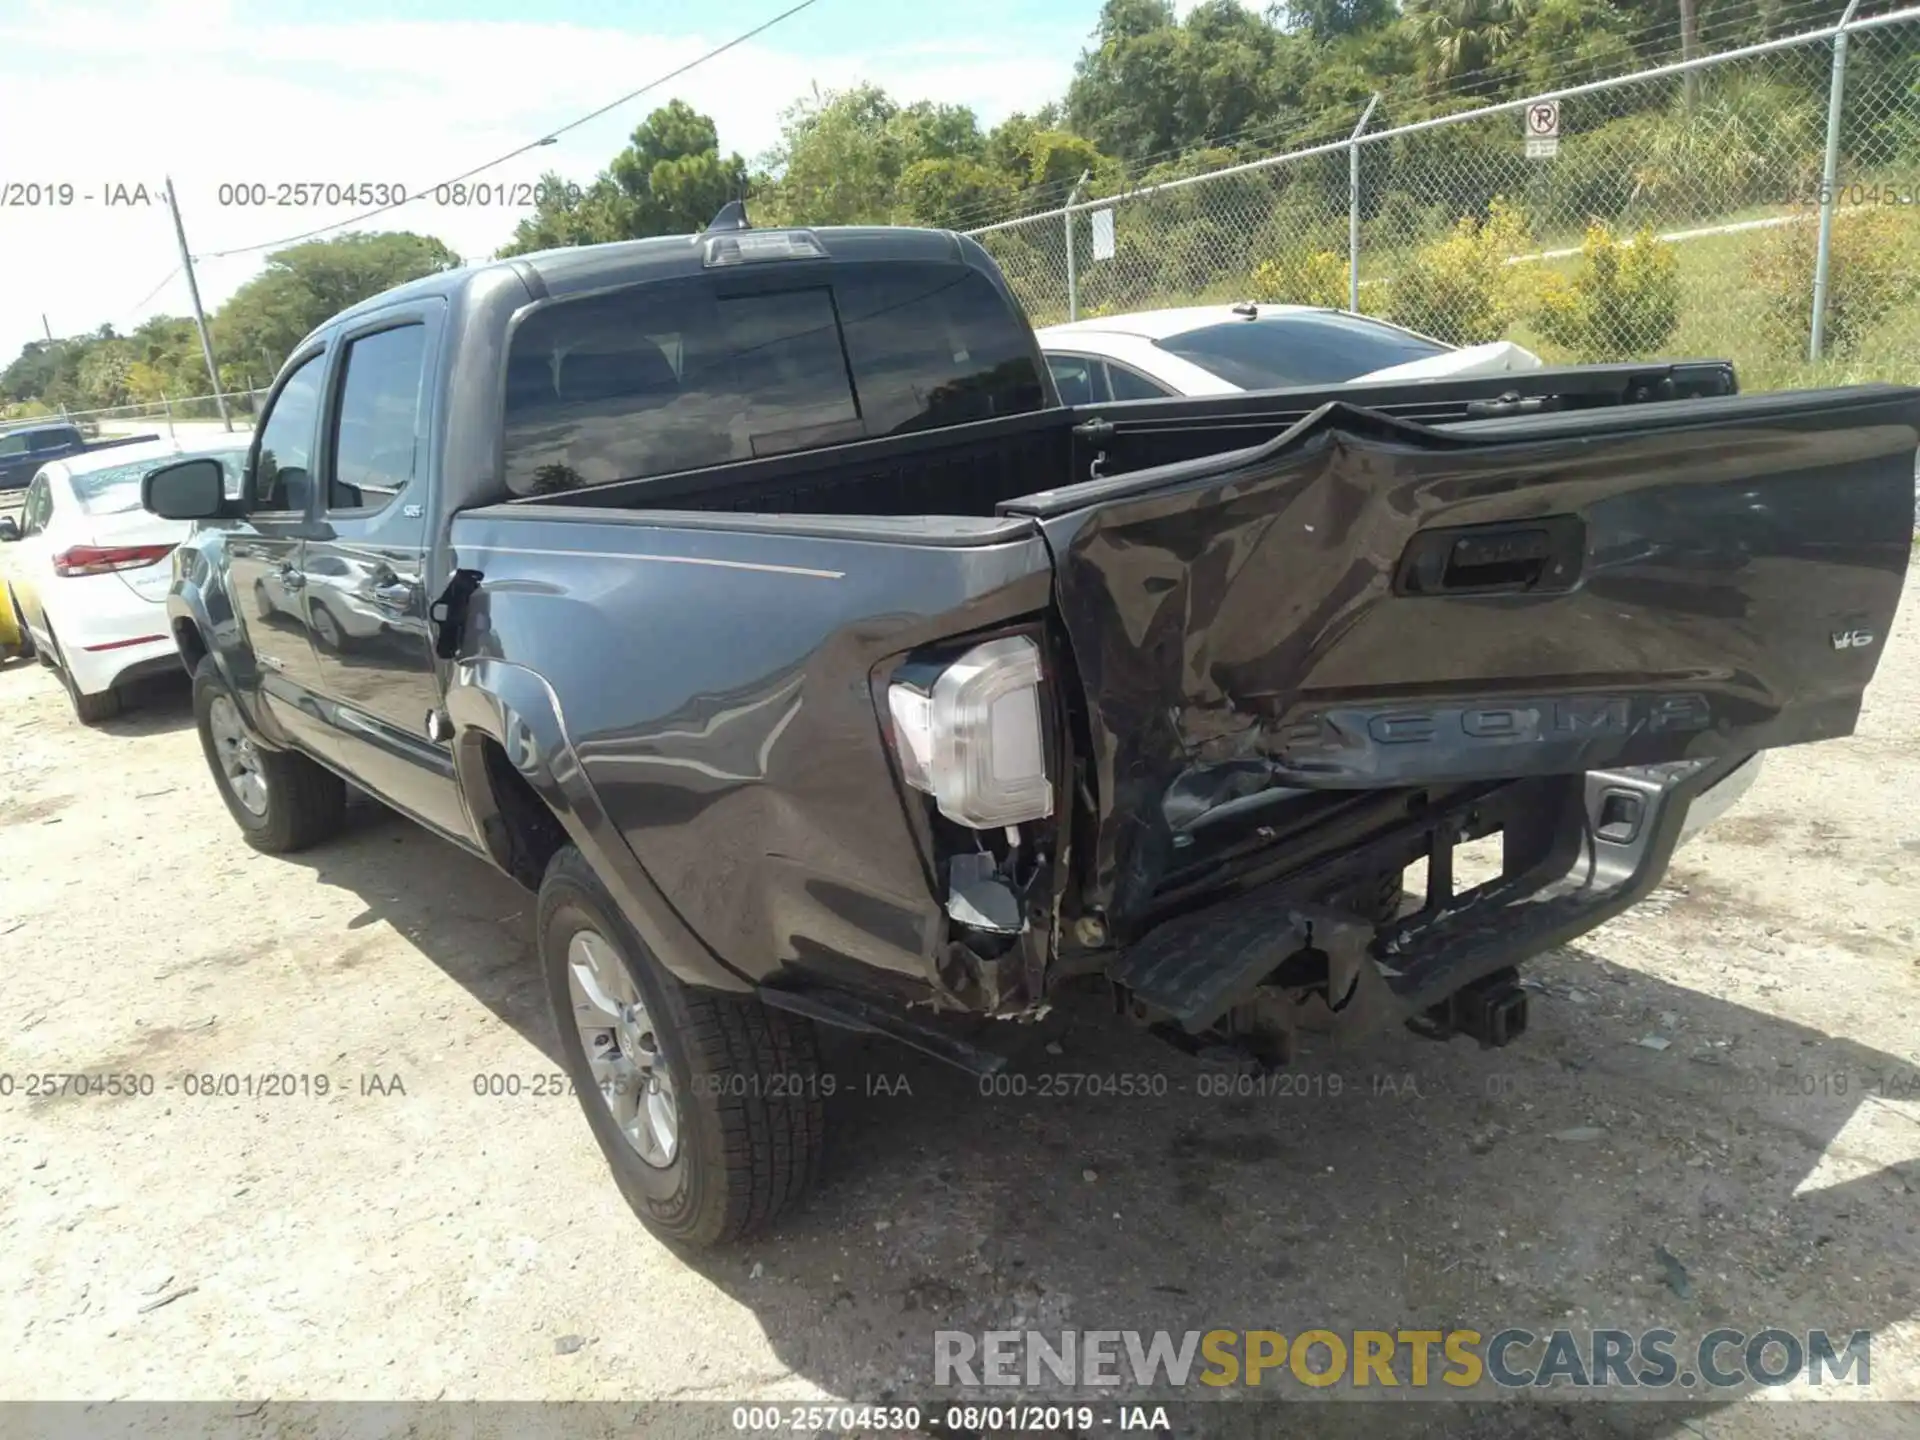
[47,627,122,725]
[539,845,824,1248]
[192,655,345,853]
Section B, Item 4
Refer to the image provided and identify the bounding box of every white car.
[1036,302,1543,402]
[2,438,248,723]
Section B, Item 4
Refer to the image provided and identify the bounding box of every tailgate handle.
[1396,516,1583,597]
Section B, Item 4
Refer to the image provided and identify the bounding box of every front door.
[305,304,470,842]
[227,348,332,752]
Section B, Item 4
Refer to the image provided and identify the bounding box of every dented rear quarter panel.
[447,505,1055,996]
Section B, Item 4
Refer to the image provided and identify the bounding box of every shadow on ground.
[274,809,1916,1438]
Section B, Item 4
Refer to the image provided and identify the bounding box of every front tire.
[192,655,345,852]
[538,845,824,1247]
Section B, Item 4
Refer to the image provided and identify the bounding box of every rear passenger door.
[305,302,470,841]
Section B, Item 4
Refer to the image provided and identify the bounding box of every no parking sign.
[1526,101,1560,158]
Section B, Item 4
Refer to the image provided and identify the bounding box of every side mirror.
[143,458,229,521]
[0,515,17,542]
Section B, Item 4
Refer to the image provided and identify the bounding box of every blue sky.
[0,0,1129,372]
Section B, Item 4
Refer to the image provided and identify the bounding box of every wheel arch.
[446,658,752,993]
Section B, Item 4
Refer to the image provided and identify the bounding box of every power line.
[199,0,822,261]
[117,265,184,324]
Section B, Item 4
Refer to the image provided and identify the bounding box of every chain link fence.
[13,387,269,439]
[968,6,1920,396]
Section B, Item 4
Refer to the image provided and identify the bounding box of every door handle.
[1395,516,1584,597]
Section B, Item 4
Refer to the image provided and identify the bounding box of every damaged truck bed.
[146,217,1917,1245]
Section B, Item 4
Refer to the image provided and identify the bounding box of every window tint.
[1154,313,1450,390]
[1046,355,1101,406]
[503,262,1045,496]
[329,324,426,511]
[1104,362,1172,400]
[30,428,76,452]
[253,353,325,512]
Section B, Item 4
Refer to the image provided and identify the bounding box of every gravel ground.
[1,566,1917,1439]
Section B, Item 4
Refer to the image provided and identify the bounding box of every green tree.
[1402,0,1535,92]
[1275,0,1395,43]
[214,232,461,380]
[894,158,1016,229]
[501,101,746,255]
[761,84,914,225]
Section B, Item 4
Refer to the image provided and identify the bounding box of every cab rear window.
[501,261,1045,496]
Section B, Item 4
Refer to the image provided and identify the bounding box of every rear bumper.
[59,622,179,696]
[1373,754,1754,1013]
[64,634,181,696]
[1104,754,1756,1032]
[44,572,178,696]
[1676,751,1762,847]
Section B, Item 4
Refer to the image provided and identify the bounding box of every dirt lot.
[2,567,1918,1439]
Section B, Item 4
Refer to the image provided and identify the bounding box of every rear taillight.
[886,635,1053,829]
[52,543,176,577]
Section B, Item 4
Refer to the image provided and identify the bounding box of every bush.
[1384,197,1531,345]
[1249,249,1350,308]
[1746,207,1920,358]
[1534,222,1681,362]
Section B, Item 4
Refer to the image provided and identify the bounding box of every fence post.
[1349,93,1381,314]
[1064,171,1090,322]
[1809,0,1860,361]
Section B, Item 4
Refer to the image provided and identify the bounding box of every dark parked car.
[140,210,1917,1248]
[0,422,163,491]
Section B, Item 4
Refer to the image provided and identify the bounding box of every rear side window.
[1155,313,1449,390]
[30,428,78,452]
[502,261,1045,495]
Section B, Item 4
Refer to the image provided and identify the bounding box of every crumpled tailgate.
[1004,385,1918,919]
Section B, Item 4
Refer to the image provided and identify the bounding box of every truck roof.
[319,224,977,336]
[0,420,80,437]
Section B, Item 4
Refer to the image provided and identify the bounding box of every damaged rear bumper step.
[1107,754,1754,1033]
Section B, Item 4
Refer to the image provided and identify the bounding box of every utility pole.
[1680,0,1700,107]
[164,176,232,431]
[40,315,53,343]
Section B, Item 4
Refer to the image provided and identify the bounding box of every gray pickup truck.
[141,209,1916,1247]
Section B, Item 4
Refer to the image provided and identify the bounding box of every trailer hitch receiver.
[1407,966,1529,1048]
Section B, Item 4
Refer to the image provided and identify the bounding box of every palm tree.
[1403,0,1536,93]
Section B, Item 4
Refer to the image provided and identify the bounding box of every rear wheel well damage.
[467,734,569,890]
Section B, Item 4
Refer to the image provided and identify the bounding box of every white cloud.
[0,6,1075,372]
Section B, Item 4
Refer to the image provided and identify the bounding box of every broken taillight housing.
[886,635,1053,829]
